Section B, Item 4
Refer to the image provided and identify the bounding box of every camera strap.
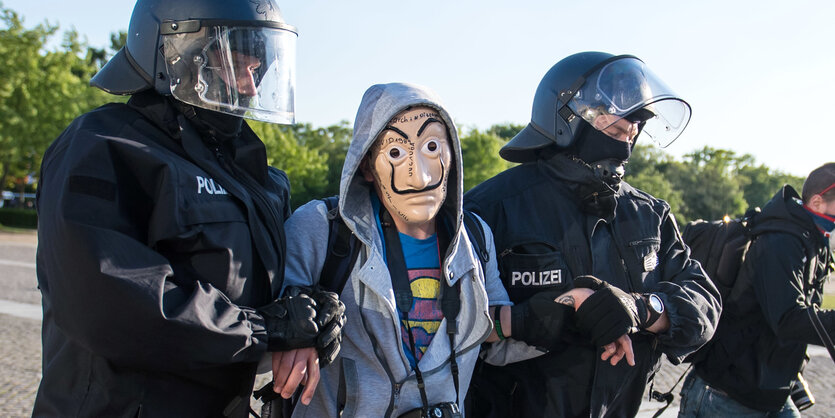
[381,208,461,410]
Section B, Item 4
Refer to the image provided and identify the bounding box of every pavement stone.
[639,349,835,417]
[0,313,42,418]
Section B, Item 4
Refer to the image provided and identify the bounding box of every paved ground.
[1,230,833,417]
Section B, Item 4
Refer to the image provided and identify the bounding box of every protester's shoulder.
[289,199,329,223]
[465,163,546,207]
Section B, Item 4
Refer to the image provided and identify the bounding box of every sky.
[6,0,834,177]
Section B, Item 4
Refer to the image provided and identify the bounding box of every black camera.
[790,372,815,411]
[398,402,462,418]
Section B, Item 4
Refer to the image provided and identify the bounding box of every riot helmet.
[501,52,691,163]
[90,0,297,124]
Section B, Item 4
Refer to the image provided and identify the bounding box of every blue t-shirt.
[398,232,443,367]
[370,193,444,367]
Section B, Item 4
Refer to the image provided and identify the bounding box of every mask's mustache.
[389,158,446,195]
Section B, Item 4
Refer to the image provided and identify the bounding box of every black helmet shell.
[500,51,615,163]
[91,0,295,96]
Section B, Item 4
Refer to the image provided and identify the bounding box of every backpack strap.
[318,196,361,295]
[462,210,489,275]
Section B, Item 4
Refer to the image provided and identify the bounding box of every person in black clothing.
[33,1,345,416]
[679,162,835,418]
[463,51,721,417]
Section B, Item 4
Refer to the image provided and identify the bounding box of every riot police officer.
[464,51,721,417]
[33,1,344,416]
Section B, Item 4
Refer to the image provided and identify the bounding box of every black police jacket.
[33,91,290,417]
[695,185,835,412]
[464,153,720,418]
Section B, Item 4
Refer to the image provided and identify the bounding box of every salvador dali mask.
[364,106,452,227]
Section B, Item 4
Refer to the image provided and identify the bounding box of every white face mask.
[366,106,452,227]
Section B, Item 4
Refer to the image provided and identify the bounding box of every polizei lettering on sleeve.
[196,176,228,195]
[510,269,563,286]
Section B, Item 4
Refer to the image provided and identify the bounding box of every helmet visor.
[568,57,691,147]
[164,25,297,124]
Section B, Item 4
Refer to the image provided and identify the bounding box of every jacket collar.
[127,91,268,184]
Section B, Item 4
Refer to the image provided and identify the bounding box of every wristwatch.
[645,293,664,328]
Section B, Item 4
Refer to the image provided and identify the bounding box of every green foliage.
[676,147,748,221]
[460,128,514,191]
[626,144,685,222]
[737,160,803,209]
[485,123,525,141]
[628,145,805,224]
[0,5,118,192]
[0,207,38,229]
[251,120,353,210]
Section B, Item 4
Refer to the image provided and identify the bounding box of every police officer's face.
[365,106,452,226]
[592,114,639,144]
[211,50,262,97]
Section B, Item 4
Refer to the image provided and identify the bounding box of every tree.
[460,129,513,191]
[251,120,353,210]
[0,6,115,195]
[673,147,747,221]
[486,123,525,141]
[736,157,803,209]
[626,144,686,222]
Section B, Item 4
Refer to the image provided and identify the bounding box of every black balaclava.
[565,119,632,221]
[571,119,632,163]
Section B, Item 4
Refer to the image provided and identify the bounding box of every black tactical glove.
[573,275,646,346]
[310,287,346,366]
[259,290,320,352]
[510,289,575,350]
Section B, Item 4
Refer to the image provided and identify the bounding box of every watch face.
[649,294,664,313]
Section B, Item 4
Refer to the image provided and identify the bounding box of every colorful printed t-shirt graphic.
[398,232,443,367]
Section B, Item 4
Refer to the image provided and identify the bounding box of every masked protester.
[281,83,534,417]
[679,163,835,418]
[33,1,344,417]
[463,52,722,417]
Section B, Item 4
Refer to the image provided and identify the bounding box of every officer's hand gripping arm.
[573,275,646,346]
[509,289,575,350]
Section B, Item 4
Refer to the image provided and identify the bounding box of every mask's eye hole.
[424,140,440,154]
[386,145,407,162]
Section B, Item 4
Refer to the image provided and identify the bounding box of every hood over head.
[339,83,463,242]
[753,185,819,238]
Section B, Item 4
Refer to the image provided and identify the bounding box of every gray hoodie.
[282,83,512,417]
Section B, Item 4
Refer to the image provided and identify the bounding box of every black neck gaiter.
[563,120,632,221]
[571,120,632,163]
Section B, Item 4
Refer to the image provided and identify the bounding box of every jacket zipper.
[629,238,661,247]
